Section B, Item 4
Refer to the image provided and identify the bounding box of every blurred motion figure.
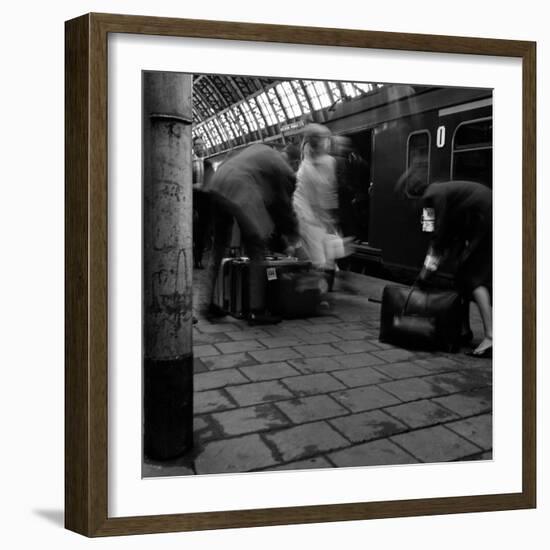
[201,144,299,324]
[192,136,214,269]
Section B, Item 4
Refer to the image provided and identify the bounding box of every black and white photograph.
[142,72,493,477]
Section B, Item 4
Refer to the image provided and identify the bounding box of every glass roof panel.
[248,98,266,129]
[267,88,288,123]
[290,81,311,114]
[256,93,278,126]
[304,81,322,110]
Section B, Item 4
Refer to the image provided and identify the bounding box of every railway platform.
[144,270,492,477]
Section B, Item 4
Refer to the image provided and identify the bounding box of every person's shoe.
[465,346,492,359]
[247,312,282,326]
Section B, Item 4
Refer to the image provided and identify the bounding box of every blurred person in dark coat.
[192,136,214,269]
[398,172,493,358]
[201,144,299,324]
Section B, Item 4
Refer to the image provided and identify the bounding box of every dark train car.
[325,85,492,283]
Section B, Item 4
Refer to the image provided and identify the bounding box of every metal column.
[143,71,194,460]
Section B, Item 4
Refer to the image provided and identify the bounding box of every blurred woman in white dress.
[293,124,339,265]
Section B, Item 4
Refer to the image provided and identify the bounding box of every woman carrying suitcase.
[399,173,493,358]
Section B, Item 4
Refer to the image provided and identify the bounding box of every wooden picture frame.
[65,12,536,537]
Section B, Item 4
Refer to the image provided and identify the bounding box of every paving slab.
[421,371,492,394]
[257,336,305,348]
[371,361,430,380]
[329,330,373,341]
[226,380,294,407]
[194,434,278,474]
[194,389,235,414]
[293,344,341,358]
[383,399,459,429]
[264,326,311,338]
[194,415,221,444]
[249,347,302,363]
[211,403,290,436]
[193,344,220,358]
[333,352,386,369]
[275,394,349,423]
[281,373,346,396]
[227,328,271,341]
[193,331,233,345]
[238,362,301,381]
[379,377,448,402]
[265,421,349,462]
[194,368,249,392]
[201,352,257,370]
[368,340,398,350]
[371,348,416,363]
[432,388,493,417]
[331,366,391,388]
[195,322,242,334]
[296,332,343,345]
[331,340,379,354]
[214,340,266,354]
[193,358,208,374]
[289,356,346,374]
[308,315,341,324]
[329,410,407,443]
[390,425,481,462]
[335,322,372,332]
[413,357,466,373]
[303,323,342,334]
[328,439,418,467]
[445,414,492,450]
[143,462,195,477]
[331,385,401,413]
[269,457,333,471]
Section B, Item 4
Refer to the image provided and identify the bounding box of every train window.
[454,118,492,149]
[452,117,492,187]
[406,130,431,188]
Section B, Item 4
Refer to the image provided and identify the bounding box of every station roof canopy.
[192,74,384,156]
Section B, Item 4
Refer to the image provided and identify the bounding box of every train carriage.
[324,85,493,283]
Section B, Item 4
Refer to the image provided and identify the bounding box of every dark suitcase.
[379,285,462,352]
[229,258,249,318]
[268,270,327,319]
[262,256,315,318]
[218,255,314,319]
[212,257,233,313]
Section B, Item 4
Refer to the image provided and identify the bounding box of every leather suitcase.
[268,270,326,319]
[212,258,234,313]
[222,255,313,319]
[379,285,463,352]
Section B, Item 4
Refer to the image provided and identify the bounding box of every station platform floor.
[143,268,492,478]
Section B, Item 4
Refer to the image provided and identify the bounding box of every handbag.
[379,282,463,352]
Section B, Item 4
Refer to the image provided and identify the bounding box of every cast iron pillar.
[143,71,194,460]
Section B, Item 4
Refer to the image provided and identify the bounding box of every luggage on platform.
[212,257,234,314]
[268,270,328,319]
[379,284,463,352]
[215,255,322,319]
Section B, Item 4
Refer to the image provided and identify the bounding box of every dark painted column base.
[143,354,194,460]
